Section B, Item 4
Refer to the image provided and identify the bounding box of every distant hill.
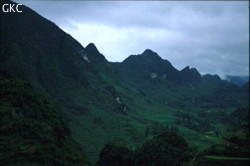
[112,49,201,86]
[225,75,249,86]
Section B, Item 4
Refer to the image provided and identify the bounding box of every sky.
[16,0,249,78]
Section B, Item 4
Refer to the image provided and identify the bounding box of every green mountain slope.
[1,0,249,162]
[0,0,154,160]
[0,71,88,166]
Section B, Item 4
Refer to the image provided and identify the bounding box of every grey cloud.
[15,0,249,77]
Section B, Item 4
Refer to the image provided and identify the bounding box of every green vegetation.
[98,143,134,166]
[134,131,194,166]
[97,130,194,166]
[204,156,249,161]
[0,71,89,165]
[193,124,249,166]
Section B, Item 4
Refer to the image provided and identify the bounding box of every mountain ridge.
[85,43,107,63]
[115,49,203,86]
[225,75,249,86]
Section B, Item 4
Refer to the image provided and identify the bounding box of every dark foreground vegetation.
[0,71,89,166]
[98,131,194,166]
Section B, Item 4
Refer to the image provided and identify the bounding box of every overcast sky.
[16,0,249,78]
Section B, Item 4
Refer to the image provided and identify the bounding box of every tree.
[98,143,134,166]
[134,131,194,166]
